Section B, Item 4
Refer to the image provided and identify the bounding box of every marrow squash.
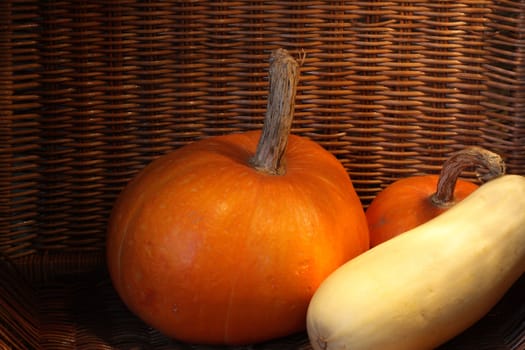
[307,174,525,350]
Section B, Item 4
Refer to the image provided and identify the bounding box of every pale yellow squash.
[307,174,525,350]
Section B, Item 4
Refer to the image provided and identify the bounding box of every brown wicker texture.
[1,0,524,349]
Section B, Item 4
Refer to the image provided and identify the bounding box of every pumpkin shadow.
[70,269,313,350]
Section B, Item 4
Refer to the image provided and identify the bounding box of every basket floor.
[4,268,522,349]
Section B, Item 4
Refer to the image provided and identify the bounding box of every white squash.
[307,174,525,350]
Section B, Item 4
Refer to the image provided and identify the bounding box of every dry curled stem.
[431,146,506,207]
[250,48,300,175]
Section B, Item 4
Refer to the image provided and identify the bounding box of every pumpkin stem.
[250,48,300,175]
[431,146,506,207]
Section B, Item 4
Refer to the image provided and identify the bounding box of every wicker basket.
[1,1,524,349]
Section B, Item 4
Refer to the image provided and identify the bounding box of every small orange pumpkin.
[106,49,369,345]
[365,147,505,247]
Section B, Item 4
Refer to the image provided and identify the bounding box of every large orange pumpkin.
[106,49,369,345]
[365,146,505,247]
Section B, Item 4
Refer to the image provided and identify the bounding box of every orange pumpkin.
[365,147,505,247]
[106,49,369,345]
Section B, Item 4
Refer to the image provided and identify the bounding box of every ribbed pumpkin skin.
[106,130,369,345]
[366,175,478,247]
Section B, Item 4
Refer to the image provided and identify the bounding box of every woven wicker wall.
[1,0,525,260]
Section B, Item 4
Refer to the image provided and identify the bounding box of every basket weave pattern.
[1,1,524,349]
